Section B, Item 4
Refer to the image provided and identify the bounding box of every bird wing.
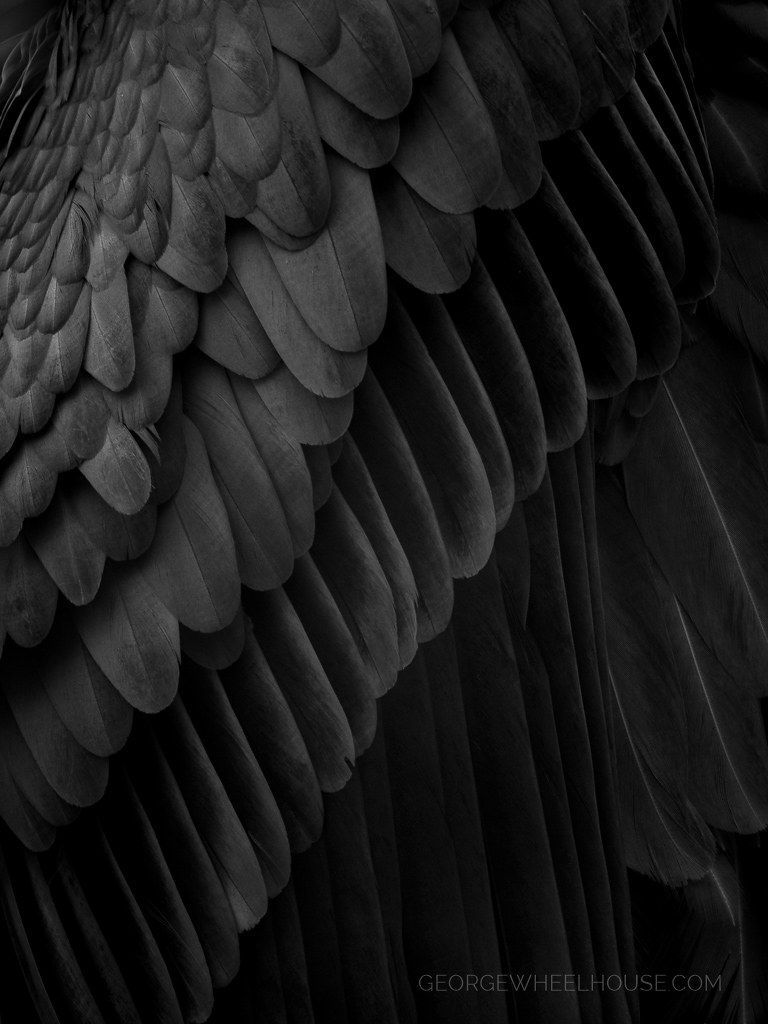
[2,1,767,1022]
[0,0,684,849]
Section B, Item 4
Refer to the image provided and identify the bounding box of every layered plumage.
[0,0,766,1022]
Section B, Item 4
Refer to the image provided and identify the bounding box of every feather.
[648,30,712,195]
[384,0,441,76]
[79,419,152,516]
[545,130,681,378]
[3,327,49,398]
[209,918,285,1021]
[494,0,581,140]
[477,210,588,451]
[636,53,713,217]
[52,194,91,285]
[0,390,20,459]
[0,536,57,647]
[527,460,637,1015]
[66,476,156,563]
[123,147,171,264]
[0,691,78,831]
[227,373,316,558]
[82,267,134,391]
[624,376,660,419]
[502,602,605,1022]
[212,100,282,185]
[36,276,83,336]
[452,8,542,209]
[49,854,143,1024]
[138,418,240,632]
[584,103,686,287]
[41,617,133,759]
[290,842,349,1018]
[227,223,367,397]
[7,281,45,341]
[18,382,54,435]
[450,556,578,1017]
[597,469,718,883]
[128,727,241,990]
[253,361,354,445]
[162,121,217,188]
[703,95,767,212]
[100,773,215,1024]
[70,825,185,1024]
[305,73,399,170]
[123,256,196,345]
[184,357,295,590]
[572,432,641,995]
[351,371,453,642]
[371,294,496,579]
[516,173,637,399]
[73,563,180,714]
[180,610,246,671]
[45,377,110,467]
[311,0,412,119]
[268,886,317,1022]
[2,647,108,809]
[195,270,280,380]
[101,317,172,433]
[212,157,270,220]
[302,442,333,511]
[319,775,401,1021]
[433,0,459,24]
[443,258,547,498]
[334,437,419,668]
[355,727,417,1022]
[624,331,768,694]
[671,602,768,834]
[251,53,330,244]
[182,666,291,898]
[24,483,105,606]
[311,488,400,695]
[86,217,128,293]
[581,0,635,100]
[265,154,387,354]
[155,698,268,932]
[261,0,341,67]
[20,855,107,1024]
[162,124,214,196]
[374,167,476,294]
[392,31,501,215]
[618,83,720,303]
[150,380,187,506]
[208,1,275,116]
[624,0,668,50]
[159,63,211,136]
[0,849,58,1024]
[286,553,378,753]
[402,286,515,529]
[221,631,325,852]
[710,213,768,363]
[247,587,356,792]
[157,173,227,294]
[164,5,215,63]
[382,647,498,1024]
[548,0,608,122]
[0,444,55,539]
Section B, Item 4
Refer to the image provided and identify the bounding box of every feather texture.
[0,7,764,1024]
